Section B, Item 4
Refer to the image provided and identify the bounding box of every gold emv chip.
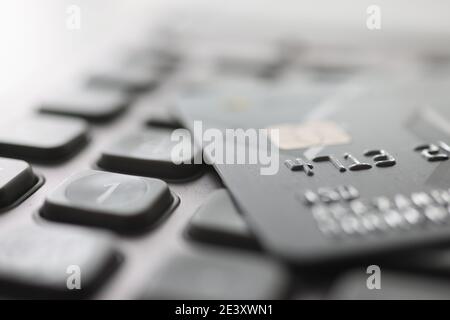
[267,121,351,150]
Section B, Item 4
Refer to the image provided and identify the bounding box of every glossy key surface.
[40,87,131,122]
[0,115,89,162]
[98,128,202,180]
[0,157,37,208]
[0,224,117,298]
[41,170,175,233]
[187,189,260,250]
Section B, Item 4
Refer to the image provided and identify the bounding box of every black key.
[87,64,159,93]
[41,170,176,233]
[97,128,202,180]
[0,157,38,208]
[0,115,89,162]
[40,87,131,122]
[329,270,450,300]
[140,251,289,299]
[0,224,117,298]
[145,110,182,129]
[187,189,260,250]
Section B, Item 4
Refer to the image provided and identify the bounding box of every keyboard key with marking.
[140,251,289,299]
[0,157,37,208]
[0,224,117,298]
[187,189,260,250]
[0,115,89,162]
[40,87,131,122]
[41,170,175,233]
[97,128,202,180]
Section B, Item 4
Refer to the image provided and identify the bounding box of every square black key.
[140,250,289,299]
[41,170,175,233]
[97,128,202,180]
[145,110,182,129]
[187,189,260,250]
[0,115,89,162]
[0,157,38,208]
[40,87,131,122]
[0,224,117,298]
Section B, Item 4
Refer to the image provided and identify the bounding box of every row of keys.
[0,222,288,299]
[0,115,201,179]
[0,43,184,298]
[0,169,284,299]
[40,173,259,245]
[2,173,287,299]
[312,189,450,237]
[0,34,292,299]
[0,161,277,298]
[0,43,182,167]
[38,44,181,123]
[0,161,178,234]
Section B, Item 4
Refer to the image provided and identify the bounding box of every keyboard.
[1,0,450,300]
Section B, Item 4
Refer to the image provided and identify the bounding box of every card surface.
[174,79,450,264]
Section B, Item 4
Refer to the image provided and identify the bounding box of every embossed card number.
[285,141,450,176]
[285,149,397,176]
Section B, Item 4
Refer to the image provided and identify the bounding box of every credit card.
[174,79,450,264]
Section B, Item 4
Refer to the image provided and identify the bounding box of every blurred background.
[1,0,450,103]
